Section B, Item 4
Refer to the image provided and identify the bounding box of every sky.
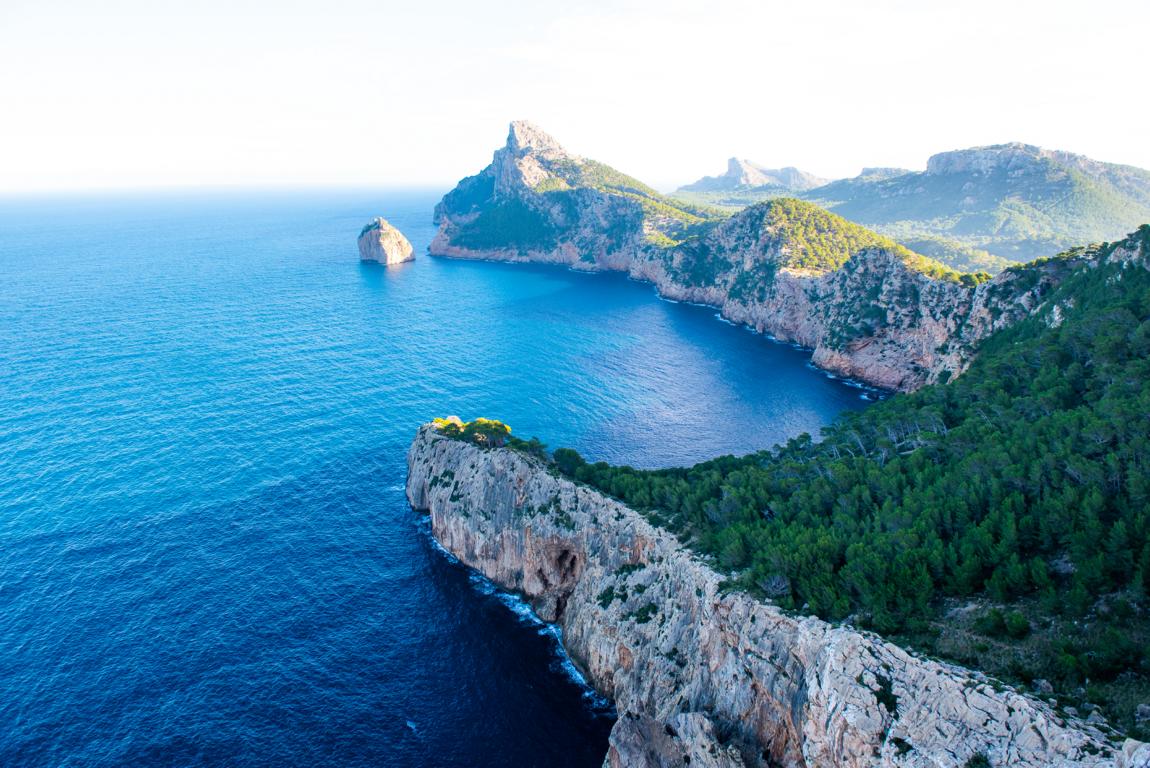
[2,0,1148,192]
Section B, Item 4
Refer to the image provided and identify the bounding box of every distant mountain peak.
[924,142,1097,176]
[855,167,911,181]
[680,159,828,193]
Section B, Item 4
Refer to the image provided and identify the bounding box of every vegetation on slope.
[805,153,1150,263]
[433,416,512,447]
[432,416,551,458]
[450,198,559,252]
[674,146,1150,272]
[668,199,974,295]
[541,226,1150,736]
[445,154,726,254]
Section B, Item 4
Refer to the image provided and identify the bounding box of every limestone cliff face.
[429,122,1079,392]
[406,426,1143,768]
[358,217,414,265]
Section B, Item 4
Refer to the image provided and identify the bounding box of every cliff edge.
[407,425,1145,767]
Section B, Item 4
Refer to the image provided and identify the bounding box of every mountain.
[805,142,1150,263]
[678,157,827,193]
[674,158,829,211]
[432,122,1084,391]
[432,120,722,262]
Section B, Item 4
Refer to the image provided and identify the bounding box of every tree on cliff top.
[433,417,511,448]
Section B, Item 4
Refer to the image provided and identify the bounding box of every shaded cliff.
[430,122,1080,392]
[407,425,1143,767]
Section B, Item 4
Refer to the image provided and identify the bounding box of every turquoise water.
[0,189,868,766]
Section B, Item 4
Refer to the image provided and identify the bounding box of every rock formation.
[358,217,414,265]
[407,425,1147,767]
[430,122,1083,391]
[680,159,829,193]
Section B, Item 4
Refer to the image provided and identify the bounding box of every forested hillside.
[548,226,1150,737]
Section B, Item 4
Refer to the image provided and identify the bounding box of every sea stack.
[358,217,414,265]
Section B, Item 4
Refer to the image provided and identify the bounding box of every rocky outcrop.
[680,159,829,193]
[407,425,1139,767]
[429,122,1086,391]
[924,142,1120,178]
[358,217,414,265]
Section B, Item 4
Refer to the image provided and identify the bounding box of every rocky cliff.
[430,122,1080,391]
[358,217,414,264]
[406,425,1147,768]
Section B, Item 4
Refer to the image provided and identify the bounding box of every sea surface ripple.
[0,189,868,766]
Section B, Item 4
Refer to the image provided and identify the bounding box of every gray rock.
[358,217,413,265]
[407,426,1135,767]
[1032,679,1054,695]
[1120,739,1150,768]
[606,712,745,768]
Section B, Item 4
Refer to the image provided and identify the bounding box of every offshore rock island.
[430,121,1085,392]
[407,423,1143,767]
[358,216,414,264]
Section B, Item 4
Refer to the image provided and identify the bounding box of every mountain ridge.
[429,122,1088,391]
[673,142,1150,270]
[679,157,829,193]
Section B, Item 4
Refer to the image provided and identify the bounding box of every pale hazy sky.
[3,0,1148,191]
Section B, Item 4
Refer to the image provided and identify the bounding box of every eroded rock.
[358,217,414,265]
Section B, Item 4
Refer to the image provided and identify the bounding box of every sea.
[0,188,870,766]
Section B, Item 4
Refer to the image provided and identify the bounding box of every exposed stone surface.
[407,426,1135,767]
[429,122,1087,392]
[924,142,1118,177]
[606,712,745,768]
[357,217,414,265]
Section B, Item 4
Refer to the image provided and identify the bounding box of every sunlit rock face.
[407,425,1136,768]
[358,217,414,265]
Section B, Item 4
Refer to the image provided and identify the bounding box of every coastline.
[407,424,1136,767]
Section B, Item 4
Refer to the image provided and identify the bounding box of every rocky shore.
[407,424,1146,767]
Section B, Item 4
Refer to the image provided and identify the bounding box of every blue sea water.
[0,189,868,767]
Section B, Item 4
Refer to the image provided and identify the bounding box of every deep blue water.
[0,189,868,767]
